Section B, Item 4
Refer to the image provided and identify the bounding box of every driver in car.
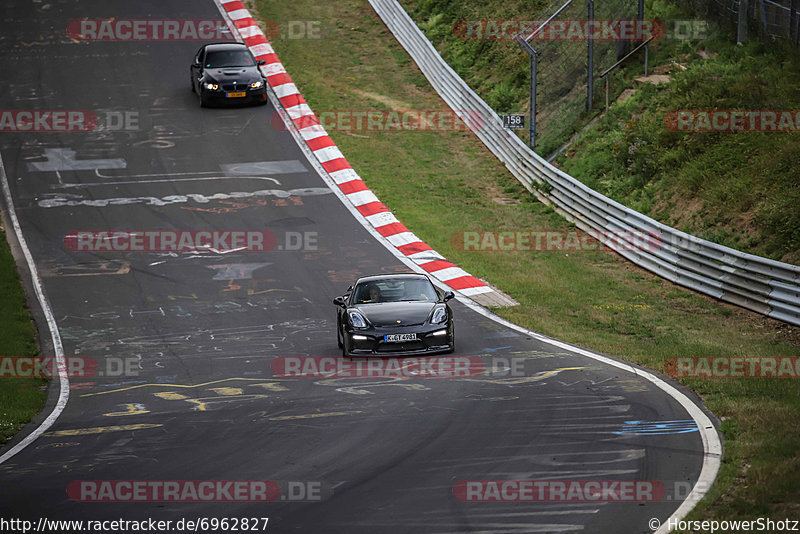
[360,284,382,303]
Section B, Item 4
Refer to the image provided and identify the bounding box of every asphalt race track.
[0,1,716,532]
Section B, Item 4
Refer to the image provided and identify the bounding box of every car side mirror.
[333,296,346,307]
[257,59,266,66]
[443,291,455,302]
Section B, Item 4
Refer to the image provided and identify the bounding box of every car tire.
[337,319,343,349]
[199,94,208,108]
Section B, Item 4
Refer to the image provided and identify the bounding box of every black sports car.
[334,273,455,357]
[190,42,268,107]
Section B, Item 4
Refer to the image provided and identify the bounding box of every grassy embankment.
[0,221,47,445]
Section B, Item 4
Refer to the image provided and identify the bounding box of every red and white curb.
[217,0,512,305]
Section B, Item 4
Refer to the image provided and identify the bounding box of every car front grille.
[376,341,426,353]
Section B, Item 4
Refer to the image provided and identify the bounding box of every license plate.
[384,333,417,343]
[226,92,247,98]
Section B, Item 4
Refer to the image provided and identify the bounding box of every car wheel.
[199,93,208,108]
[337,318,343,348]
[341,336,350,358]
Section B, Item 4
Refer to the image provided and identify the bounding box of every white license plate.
[384,333,417,343]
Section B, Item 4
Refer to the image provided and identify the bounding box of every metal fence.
[699,0,800,43]
[369,0,800,326]
[512,0,643,154]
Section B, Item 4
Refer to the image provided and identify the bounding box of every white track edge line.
[0,154,69,465]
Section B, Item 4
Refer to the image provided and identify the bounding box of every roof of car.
[204,42,250,52]
[354,273,431,285]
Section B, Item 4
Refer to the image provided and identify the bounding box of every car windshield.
[354,279,438,303]
[205,50,255,68]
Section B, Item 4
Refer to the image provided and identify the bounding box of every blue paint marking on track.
[613,420,699,435]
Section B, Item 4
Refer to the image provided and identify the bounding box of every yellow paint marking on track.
[104,403,149,416]
[154,392,189,400]
[185,394,267,412]
[81,377,288,397]
[268,411,363,421]
[473,366,585,385]
[43,424,162,437]
[335,387,371,396]
[209,387,243,396]
[252,382,289,392]
[167,293,199,300]
[336,383,429,395]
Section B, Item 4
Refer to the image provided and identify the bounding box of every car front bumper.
[201,87,267,105]
[344,324,454,356]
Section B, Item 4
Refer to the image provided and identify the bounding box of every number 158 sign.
[502,114,525,129]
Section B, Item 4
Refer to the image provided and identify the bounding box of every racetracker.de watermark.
[452,19,710,41]
[451,229,663,252]
[68,481,278,502]
[67,19,322,41]
[67,480,329,502]
[271,356,484,378]
[453,480,666,502]
[0,356,138,378]
[666,356,800,378]
[0,111,139,132]
[64,231,318,252]
[273,110,485,133]
[665,110,800,132]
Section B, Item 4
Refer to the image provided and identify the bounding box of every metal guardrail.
[369,0,800,326]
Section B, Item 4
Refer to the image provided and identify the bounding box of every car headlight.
[431,306,448,324]
[348,310,368,328]
[250,80,264,89]
[204,82,218,90]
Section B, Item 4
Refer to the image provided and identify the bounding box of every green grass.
[0,225,47,444]
[254,0,800,524]
[556,34,800,265]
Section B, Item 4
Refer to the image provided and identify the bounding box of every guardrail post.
[587,0,594,111]
[530,51,537,149]
[516,36,538,149]
[738,0,748,44]
[639,0,648,76]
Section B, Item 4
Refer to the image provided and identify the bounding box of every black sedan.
[190,42,268,107]
[334,274,455,357]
